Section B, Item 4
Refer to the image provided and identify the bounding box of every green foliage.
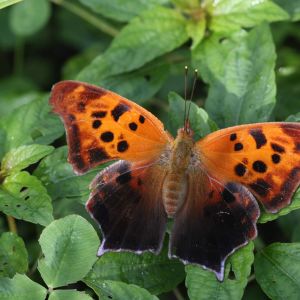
[0,0,299,299]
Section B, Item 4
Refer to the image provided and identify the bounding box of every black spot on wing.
[139,115,145,123]
[111,103,130,121]
[272,154,281,164]
[129,122,138,131]
[235,163,246,177]
[92,120,102,129]
[250,129,267,149]
[230,133,237,141]
[88,147,109,163]
[234,143,243,151]
[101,131,114,142]
[77,102,85,112]
[92,111,107,118]
[271,143,285,153]
[252,160,267,173]
[249,179,271,197]
[117,141,129,152]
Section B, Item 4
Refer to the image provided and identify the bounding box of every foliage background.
[0,0,300,299]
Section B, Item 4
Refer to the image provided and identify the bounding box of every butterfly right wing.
[169,167,259,281]
[86,159,168,255]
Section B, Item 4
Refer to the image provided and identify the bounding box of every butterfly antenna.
[183,66,188,132]
[186,69,198,124]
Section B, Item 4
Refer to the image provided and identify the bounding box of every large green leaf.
[78,7,188,84]
[186,242,254,300]
[207,0,288,33]
[0,274,47,300]
[1,144,54,175]
[79,0,168,22]
[273,0,300,21]
[84,242,185,295]
[0,172,53,226]
[0,232,28,278]
[9,0,51,36]
[168,92,218,140]
[38,215,99,288]
[259,188,300,223]
[193,24,276,128]
[255,243,300,300]
[0,95,64,153]
[49,290,93,300]
[89,280,159,300]
[0,0,22,10]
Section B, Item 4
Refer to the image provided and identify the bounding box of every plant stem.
[14,37,24,76]
[50,0,119,37]
[173,287,185,300]
[7,215,18,234]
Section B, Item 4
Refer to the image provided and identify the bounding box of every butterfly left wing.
[50,80,172,174]
[169,169,259,280]
[197,122,300,213]
[86,159,168,254]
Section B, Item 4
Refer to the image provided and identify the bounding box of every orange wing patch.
[197,122,300,212]
[50,81,172,173]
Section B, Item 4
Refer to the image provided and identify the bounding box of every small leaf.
[0,274,47,300]
[0,171,53,226]
[273,0,300,21]
[186,242,254,300]
[208,0,289,33]
[0,95,64,153]
[168,91,218,140]
[286,112,300,122]
[79,0,168,22]
[186,18,206,50]
[0,232,28,278]
[89,280,159,300]
[78,7,188,84]
[0,0,22,10]
[49,290,93,300]
[193,24,276,128]
[1,144,54,175]
[259,188,300,223]
[38,215,99,288]
[255,243,300,300]
[9,0,51,37]
[84,242,185,295]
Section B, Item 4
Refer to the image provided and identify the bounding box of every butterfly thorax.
[162,128,194,218]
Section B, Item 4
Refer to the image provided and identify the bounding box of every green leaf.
[286,112,300,122]
[0,171,53,226]
[0,232,28,278]
[273,0,300,21]
[186,18,206,50]
[33,146,102,206]
[207,0,289,33]
[88,280,159,300]
[168,92,218,140]
[0,0,22,10]
[84,242,185,295]
[193,24,276,128]
[78,7,188,84]
[49,290,93,300]
[9,0,51,37]
[255,243,300,300]
[79,0,168,22]
[0,274,47,300]
[38,215,99,288]
[0,95,64,153]
[259,188,300,223]
[1,144,54,175]
[185,242,254,300]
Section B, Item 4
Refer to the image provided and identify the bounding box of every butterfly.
[50,80,300,281]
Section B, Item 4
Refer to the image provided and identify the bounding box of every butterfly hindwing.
[50,80,172,174]
[197,122,300,213]
[86,160,168,254]
[169,170,259,280]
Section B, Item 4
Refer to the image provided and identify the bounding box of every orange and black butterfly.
[50,80,300,280]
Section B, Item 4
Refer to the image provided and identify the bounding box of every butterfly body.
[50,80,300,281]
[162,128,194,217]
